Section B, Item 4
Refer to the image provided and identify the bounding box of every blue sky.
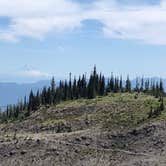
[0,0,166,83]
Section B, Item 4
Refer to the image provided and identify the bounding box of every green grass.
[53,93,163,130]
[55,93,155,108]
[41,118,66,126]
[1,93,166,132]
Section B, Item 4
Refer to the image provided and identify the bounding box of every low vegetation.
[1,92,166,165]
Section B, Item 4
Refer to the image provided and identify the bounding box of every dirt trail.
[1,124,165,166]
[15,131,153,157]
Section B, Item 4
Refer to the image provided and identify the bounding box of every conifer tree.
[69,73,73,100]
[36,90,41,108]
[145,79,150,93]
[114,77,120,93]
[110,73,114,92]
[41,87,47,105]
[51,77,56,104]
[87,75,96,99]
[73,77,77,99]
[160,97,165,111]
[77,76,81,99]
[81,74,87,98]
[55,84,62,103]
[63,80,67,100]
[28,90,34,111]
[160,79,164,95]
[23,96,27,110]
[155,82,160,98]
[135,77,140,92]
[151,82,156,96]
[125,76,131,92]
[46,87,52,104]
[140,77,144,92]
[99,75,105,96]
[120,76,123,92]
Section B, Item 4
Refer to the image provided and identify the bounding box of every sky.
[0,0,166,83]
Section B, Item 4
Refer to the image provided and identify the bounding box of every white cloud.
[0,0,166,44]
[17,65,50,78]
[20,69,50,78]
[88,0,166,45]
[0,0,83,41]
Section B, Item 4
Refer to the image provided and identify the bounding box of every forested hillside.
[0,67,165,123]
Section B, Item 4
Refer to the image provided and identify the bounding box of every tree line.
[0,66,165,122]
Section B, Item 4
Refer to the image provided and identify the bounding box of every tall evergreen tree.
[110,73,114,92]
[69,73,73,99]
[82,74,87,98]
[41,87,47,105]
[72,77,77,99]
[87,75,96,99]
[145,79,150,93]
[155,82,160,98]
[51,77,56,104]
[135,77,140,92]
[160,79,164,95]
[140,77,144,92]
[120,76,123,92]
[125,76,131,92]
[99,75,105,96]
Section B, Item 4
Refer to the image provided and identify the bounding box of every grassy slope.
[39,92,164,129]
[1,93,166,166]
[0,92,164,133]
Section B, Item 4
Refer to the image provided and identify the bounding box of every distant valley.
[0,80,50,107]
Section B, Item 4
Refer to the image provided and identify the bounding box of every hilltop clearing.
[0,93,166,166]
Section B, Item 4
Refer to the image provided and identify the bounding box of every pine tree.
[140,77,144,92]
[46,87,52,104]
[73,77,77,99]
[114,77,120,93]
[23,96,27,110]
[77,76,81,99]
[160,79,164,95]
[135,77,140,92]
[110,73,114,92]
[125,76,131,92]
[82,74,87,98]
[151,82,156,96]
[120,76,123,92]
[51,77,56,104]
[87,75,96,99]
[14,105,19,119]
[93,66,99,95]
[56,81,64,102]
[35,90,41,108]
[155,82,160,98]
[160,97,165,111]
[28,90,34,111]
[145,79,150,93]
[64,80,68,100]
[41,87,47,105]
[69,73,73,100]
[99,75,105,96]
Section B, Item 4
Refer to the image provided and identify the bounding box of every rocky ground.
[1,93,166,166]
